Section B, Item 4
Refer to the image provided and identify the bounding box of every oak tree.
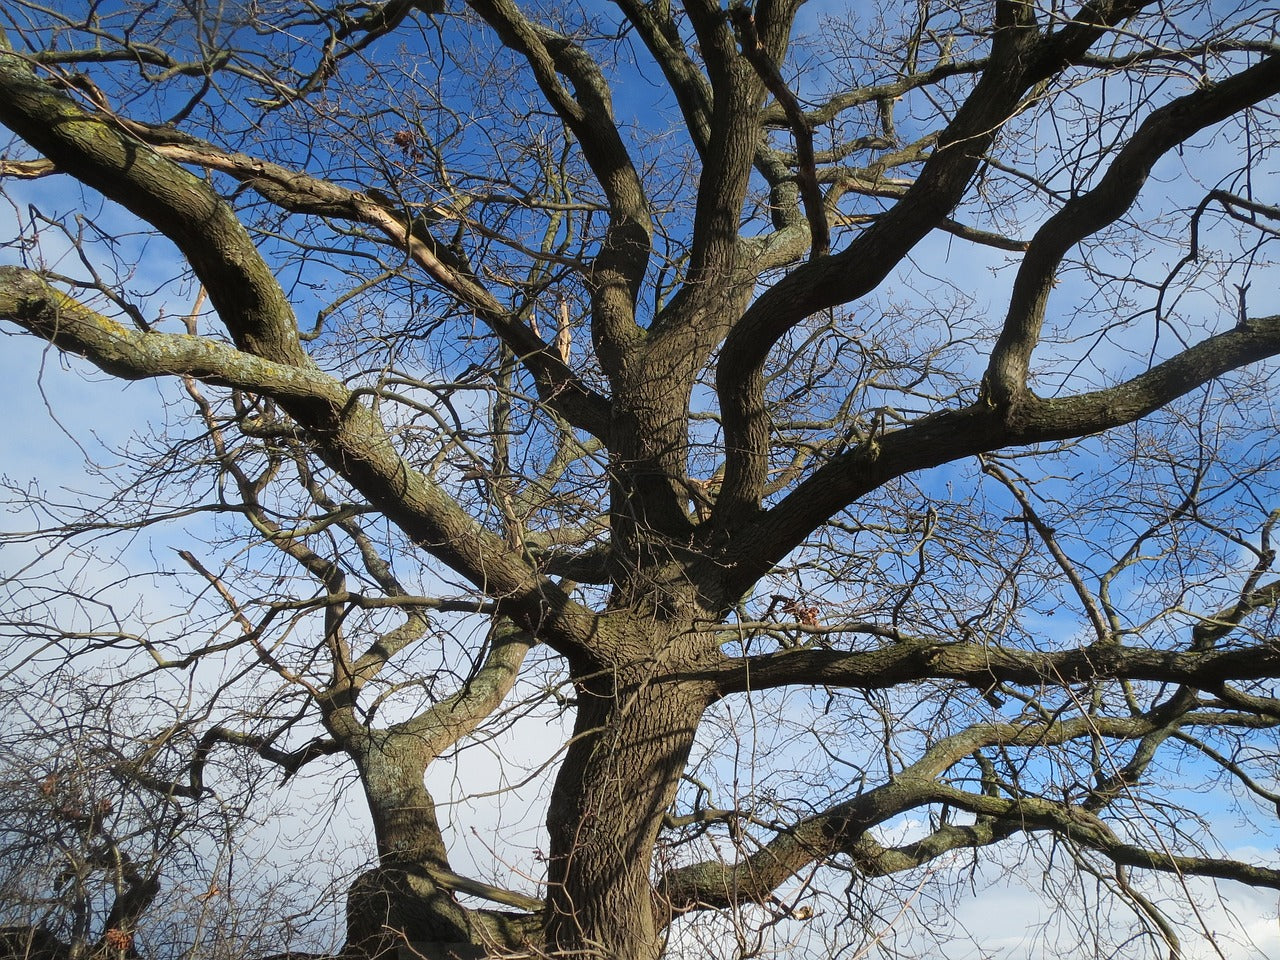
[3,1,1280,958]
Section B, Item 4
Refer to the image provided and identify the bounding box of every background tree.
[0,676,310,960]
[3,1,1280,958]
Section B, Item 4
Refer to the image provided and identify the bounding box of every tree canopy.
[2,1,1280,958]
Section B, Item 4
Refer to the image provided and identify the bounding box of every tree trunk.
[344,734,475,957]
[355,734,451,869]
[544,672,711,960]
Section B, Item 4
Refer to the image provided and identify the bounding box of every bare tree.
[2,1,1280,958]
[0,673,321,960]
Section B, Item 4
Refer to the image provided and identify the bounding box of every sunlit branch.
[713,1,1046,527]
[0,266,607,661]
[984,54,1280,408]
[726,311,1280,589]
[729,5,827,257]
[122,127,609,437]
[708,636,1280,697]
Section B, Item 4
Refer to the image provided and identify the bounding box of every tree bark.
[345,734,476,957]
[341,728,541,958]
[544,668,711,960]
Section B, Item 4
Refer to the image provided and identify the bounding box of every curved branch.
[712,1,1045,527]
[931,782,1280,890]
[376,621,537,759]
[729,5,827,257]
[0,34,306,366]
[664,703,1280,912]
[610,0,713,156]
[121,123,610,438]
[984,53,1280,408]
[1,31,609,435]
[723,312,1280,591]
[0,267,607,660]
